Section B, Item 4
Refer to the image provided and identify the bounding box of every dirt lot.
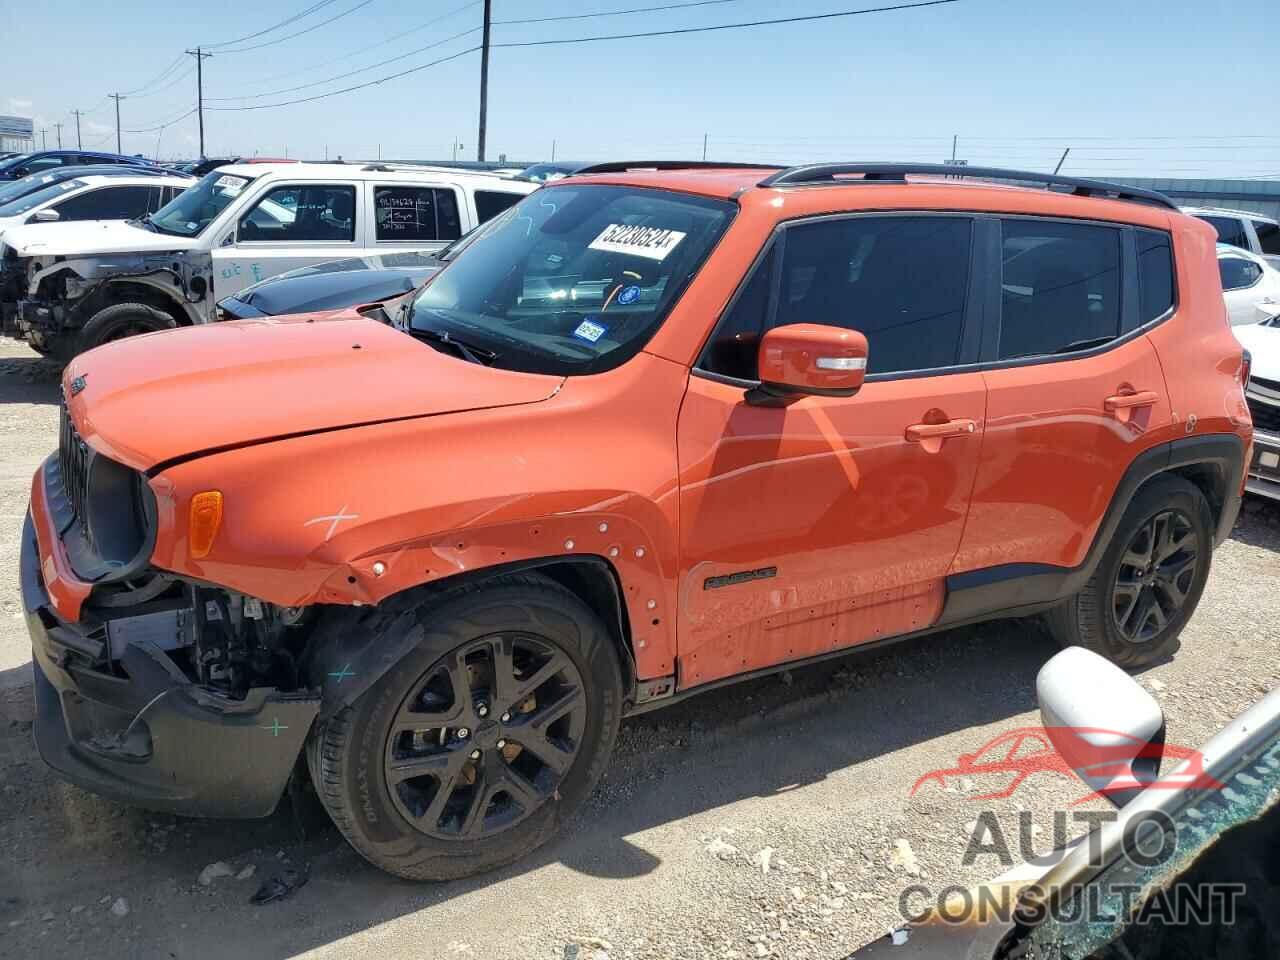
[1,336,1277,960]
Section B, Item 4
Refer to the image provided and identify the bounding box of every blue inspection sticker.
[616,284,641,306]
[572,318,608,343]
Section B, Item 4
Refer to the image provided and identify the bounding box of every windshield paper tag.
[588,223,686,261]
[572,318,607,343]
[215,174,248,195]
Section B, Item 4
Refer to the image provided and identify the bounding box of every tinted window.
[1199,215,1249,249]
[52,185,153,222]
[25,157,64,174]
[239,184,355,242]
[1219,256,1262,291]
[1135,227,1175,323]
[1253,220,1280,256]
[767,216,971,375]
[999,219,1121,360]
[699,245,775,379]
[374,186,461,241]
[475,190,525,224]
[0,178,85,217]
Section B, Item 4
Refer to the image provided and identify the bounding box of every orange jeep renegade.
[22,162,1253,880]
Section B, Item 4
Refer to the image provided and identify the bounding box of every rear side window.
[374,186,461,241]
[1219,256,1262,291]
[474,190,525,224]
[1199,215,1249,249]
[1253,220,1280,256]
[1135,227,1174,323]
[53,185,154,221]
[998,219,1121,360]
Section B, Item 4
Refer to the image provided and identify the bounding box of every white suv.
[0,162,536,360]
[1185,205,1280,268]
[0,171,193,235]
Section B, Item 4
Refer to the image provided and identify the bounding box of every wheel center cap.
[473,719,501,749]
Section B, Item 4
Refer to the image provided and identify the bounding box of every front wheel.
[308,574,623,880]
[78,301,176,355]
[1044,475,1213,668]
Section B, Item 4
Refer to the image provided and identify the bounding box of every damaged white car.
[0,162,535,360]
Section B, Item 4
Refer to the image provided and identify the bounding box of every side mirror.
[31,208,60,223]
[1036,648,1165,807]
[747,323,868,407]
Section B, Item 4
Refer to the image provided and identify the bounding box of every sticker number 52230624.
[588,223,687,262]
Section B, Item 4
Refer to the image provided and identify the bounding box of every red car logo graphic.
[910,726,1221,804]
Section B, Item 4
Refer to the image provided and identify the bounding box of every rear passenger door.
[952,218,1174,577]
[369,182,465,253]
[677,214,987,686]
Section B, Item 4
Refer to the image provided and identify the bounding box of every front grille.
[1247,393,1280,435]
[59,404,91,537]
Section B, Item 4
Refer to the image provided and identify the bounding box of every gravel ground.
[1,335,1277,960]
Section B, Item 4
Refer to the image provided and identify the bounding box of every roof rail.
[575,160,781,175]
[757,163,1180,211]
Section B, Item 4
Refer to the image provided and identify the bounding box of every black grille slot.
[1247,394,1280,435]
[59,404,92,541]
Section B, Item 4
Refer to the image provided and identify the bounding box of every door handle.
[905,419,977,442]
[1104,390,1159,412]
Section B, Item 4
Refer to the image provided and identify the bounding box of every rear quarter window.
[1135,227,1175,322]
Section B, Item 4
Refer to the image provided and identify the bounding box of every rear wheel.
[308,574,623,880]
[1045,475,1213,668]
[77,301,176,355]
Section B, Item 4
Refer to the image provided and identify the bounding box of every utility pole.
[72,110,84,148]
[702,132,708,161]
[54,122,63,148]
[950,134,958,163]
[185,47,213,159]
[39,128,47,149]
[1053,147,1070,175]
[109,93,125,153]
[476,0,492,161]
[550,139,556,162]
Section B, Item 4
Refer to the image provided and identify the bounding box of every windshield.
[517,163,589,182]
[0,179,85,218]
[149,171,255,237]
[0,154,31,174]
[410,184,735,375]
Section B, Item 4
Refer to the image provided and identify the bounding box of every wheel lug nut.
[477,704,489,717]
[457,727,470,739]
[501,712,511,723]
[497,739,507,749]
[470,749,481,760]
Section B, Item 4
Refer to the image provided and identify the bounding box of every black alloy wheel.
[1111,509,1200,644]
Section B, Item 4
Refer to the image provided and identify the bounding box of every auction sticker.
[572,318,607,343]
[215,174,248,196]
[589,223,686,261]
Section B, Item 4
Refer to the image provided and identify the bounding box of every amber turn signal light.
[189,491,224,559]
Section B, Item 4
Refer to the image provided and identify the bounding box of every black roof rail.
[575,160,781,175]
[757,163,1180,212]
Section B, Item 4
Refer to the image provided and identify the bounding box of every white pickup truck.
[0,162,536,360]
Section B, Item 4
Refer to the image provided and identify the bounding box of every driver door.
[675,215,988,687]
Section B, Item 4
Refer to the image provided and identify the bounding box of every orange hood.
[63,314,564,471]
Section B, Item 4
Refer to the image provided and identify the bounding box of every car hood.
[64,313,564,471]
[1235,323,1280,382]
[221,265,439,318]
[0,218,196,257]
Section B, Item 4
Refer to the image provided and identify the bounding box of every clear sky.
[3,0,1277,178]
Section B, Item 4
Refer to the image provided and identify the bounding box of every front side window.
[239,184,355,242]
[149,171,258,237]
[1252,219,1280,256]
[52,185,154,222]
[1135,227,1175,323]
[410,184,735,375]
[1199,215,1249,249]
[374,186,461,242]
[24,157,65,174]
[1219,256,1263,291]
[698,245,775,380]
[999,219,1121,360]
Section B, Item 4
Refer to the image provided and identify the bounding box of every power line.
[490,0,960,48]
[128,64,197,99]
[494,0,748,25]
[206,25,480,101]
[207,45,481,111]
[119,53,188,96]
[122,108,198,134]
[202,0,342,49]
[212,0,379,54]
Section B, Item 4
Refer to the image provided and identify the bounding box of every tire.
[307,573,624,881]
[77,301,176,355]
[1044,475,1213,668]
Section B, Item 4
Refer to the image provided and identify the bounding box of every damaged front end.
[4,241,214,349]
[22,413,318,817]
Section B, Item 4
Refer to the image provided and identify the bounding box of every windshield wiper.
[408,326,498,366]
